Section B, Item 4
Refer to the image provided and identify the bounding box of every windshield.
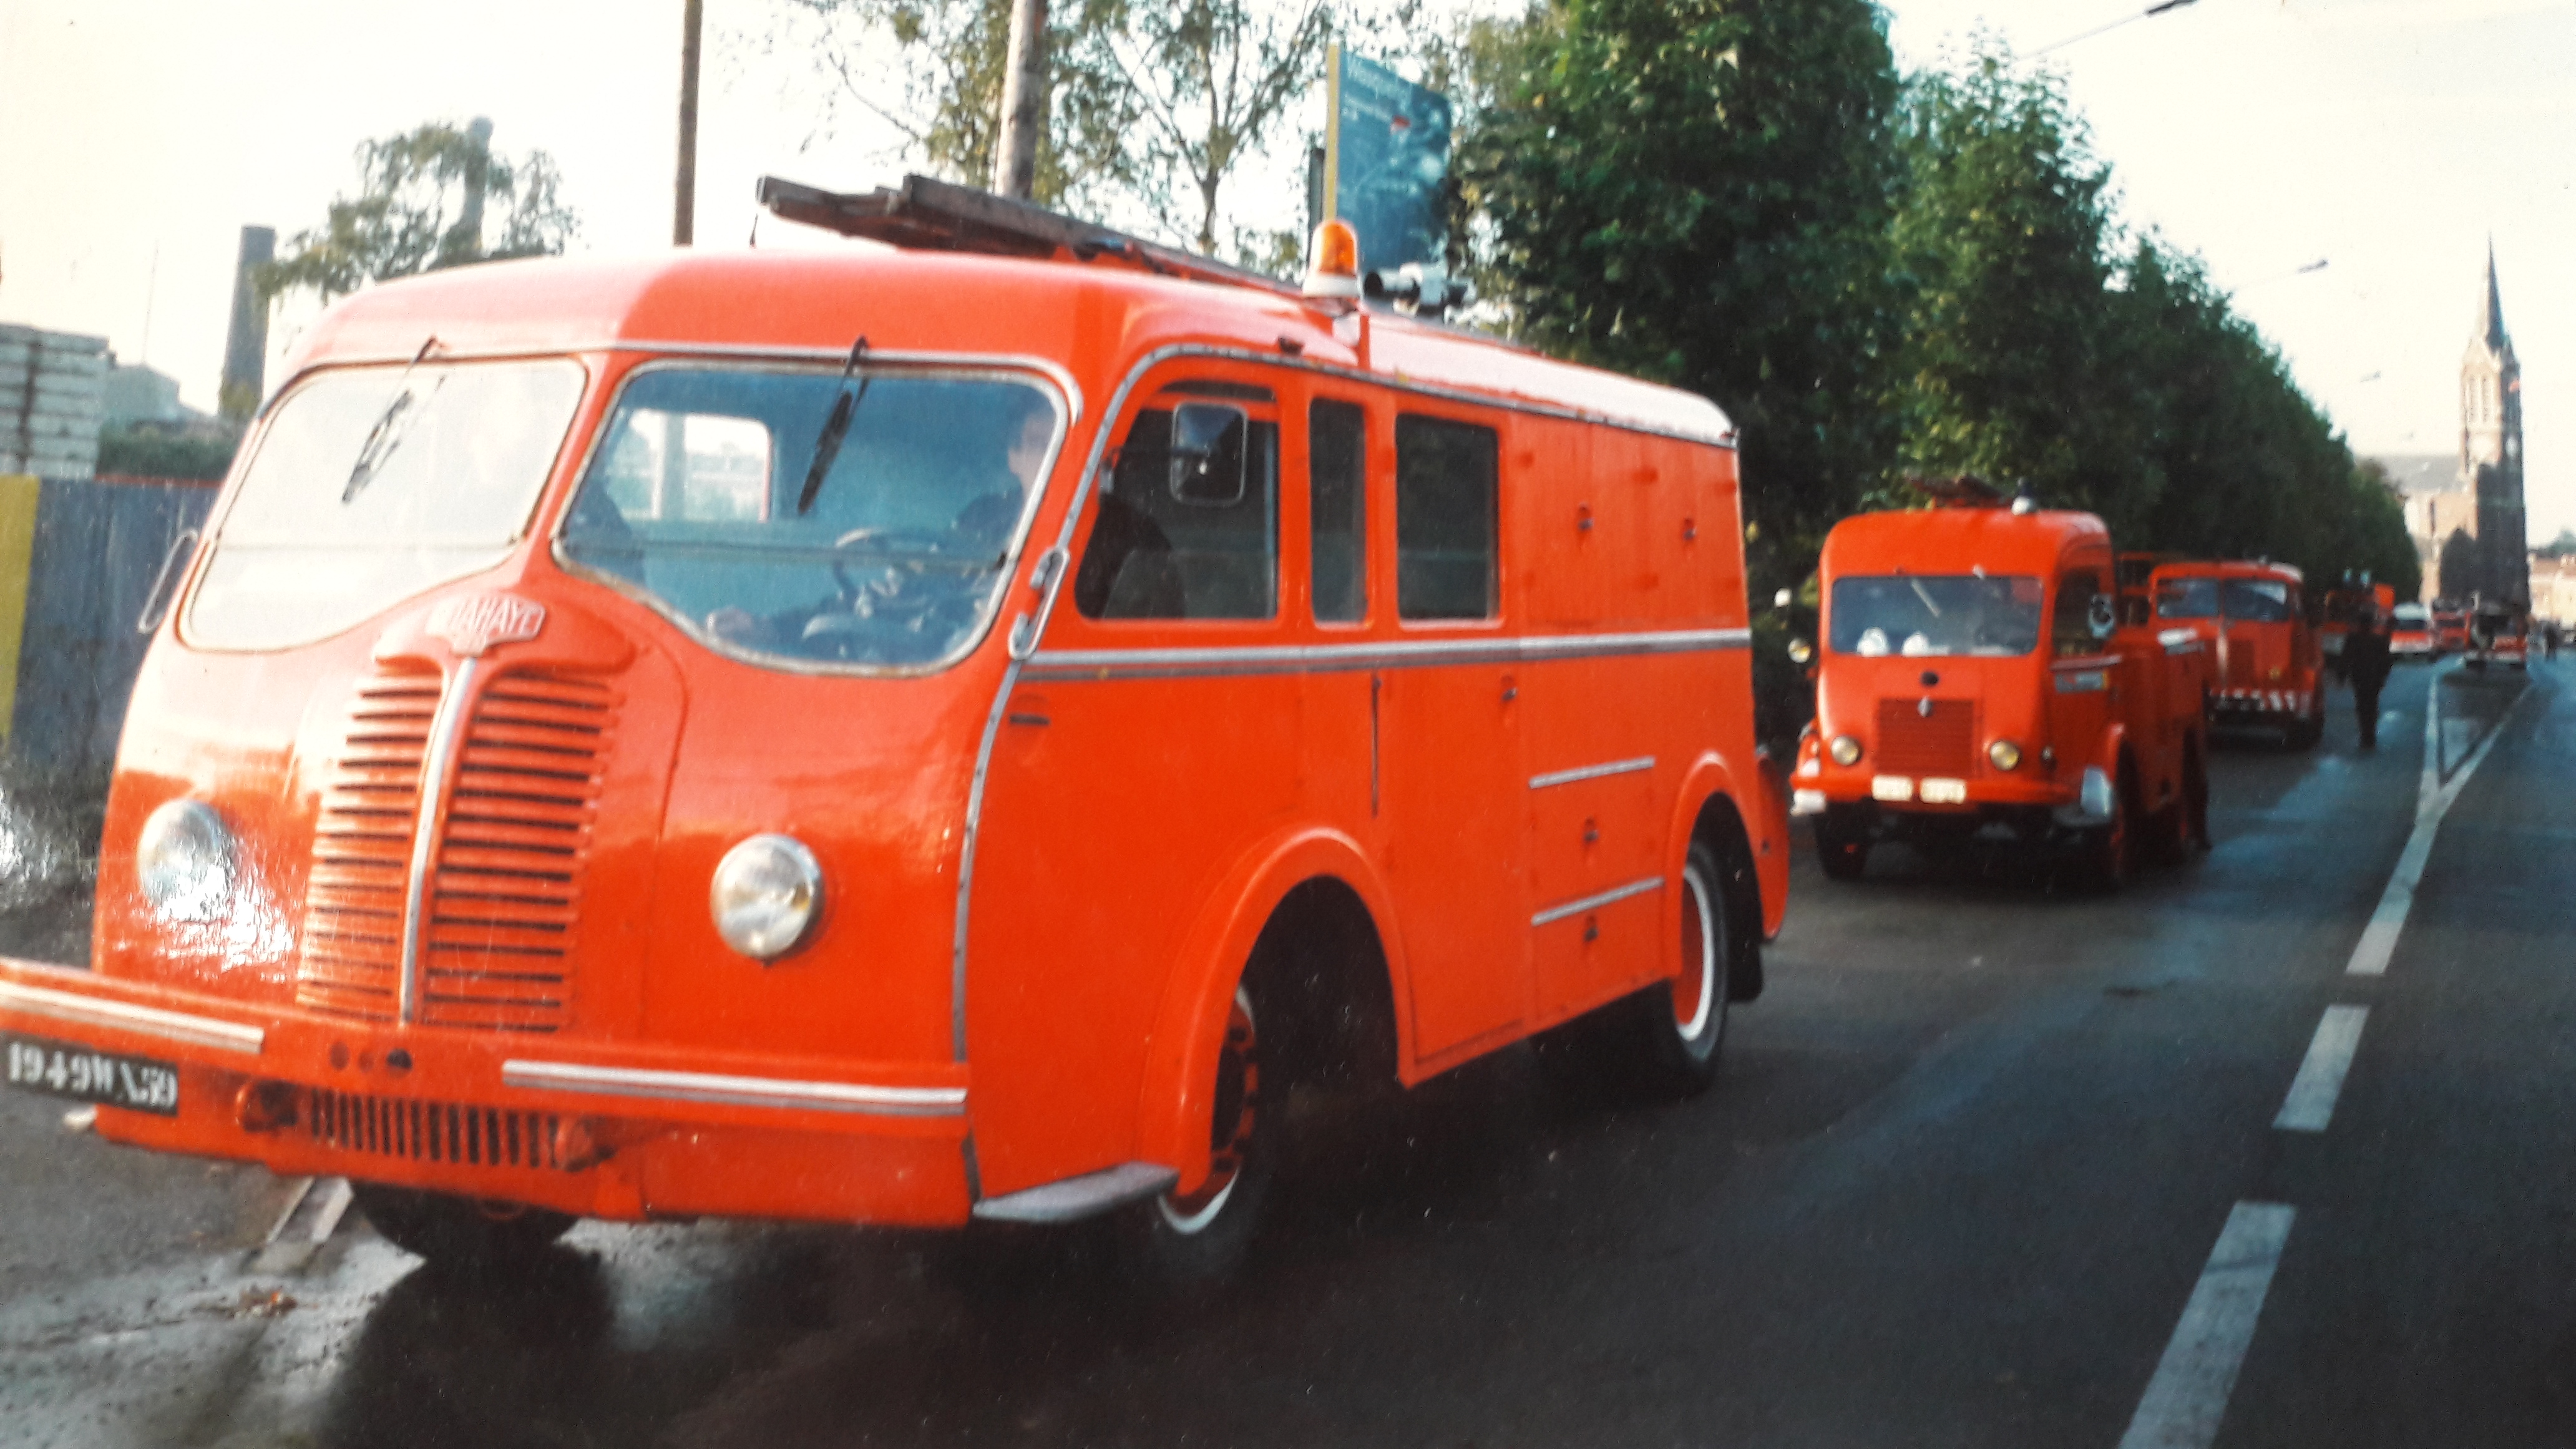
[2394,604,2431,628]
[2221,578,2297,623]
[2155,577,2219,620]
[182,359,585,650]
[1830,574,2042,657]
[555,364,1060,671]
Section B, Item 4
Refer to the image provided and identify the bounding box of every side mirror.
[2087,593,2118,641]
[1168,402,1247,506]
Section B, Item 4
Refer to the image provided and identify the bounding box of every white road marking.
[2346,668,2524,977]
[2273,1005,2369,1133]
[2116,1202,2298,1449]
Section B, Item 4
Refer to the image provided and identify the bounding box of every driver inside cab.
[559,368,1058,668]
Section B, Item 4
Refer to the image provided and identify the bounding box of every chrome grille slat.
[295,663,614,1033]
[306,1086,563,1169]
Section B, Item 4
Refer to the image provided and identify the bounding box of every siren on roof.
[1304,219,1362,300]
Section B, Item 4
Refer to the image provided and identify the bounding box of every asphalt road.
[1,656,2565,1448]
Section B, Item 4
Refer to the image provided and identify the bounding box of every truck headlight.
[710,834,824,960]
[137,799,236,922]
[1988,739,2023,772]
[1828,735,1863,767]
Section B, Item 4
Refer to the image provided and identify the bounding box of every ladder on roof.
[754,173,1302,301]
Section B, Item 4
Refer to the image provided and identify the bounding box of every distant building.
[2530,553,2576,628]
[101,356,191,427]
[2365,246,2529,607]
[0,322,105,480]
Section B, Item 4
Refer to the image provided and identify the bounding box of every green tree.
[257,121,577,305]
[1888,46,2154,533]
[1458,0,1906,574]
[1105,0,1334,254]
[779,0,1140,215]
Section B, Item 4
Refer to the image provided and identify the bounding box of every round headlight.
[1828,735,1863,768]
[137,799,236,922]
[710,834,823,960]
[1988,739,2024,772]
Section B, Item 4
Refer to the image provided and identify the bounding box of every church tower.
[2460,243,2527,603]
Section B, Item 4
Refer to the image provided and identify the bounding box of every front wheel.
[2069,766,2132,893]
[352,1184,576,1269]
[1120,985,1277,1290]
[1813,808,1871,882]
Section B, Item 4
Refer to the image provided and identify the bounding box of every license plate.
[4,1034,180,1116]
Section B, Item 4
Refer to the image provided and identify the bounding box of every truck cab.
[2149,559,2325,749]
[1793,502,2211,888]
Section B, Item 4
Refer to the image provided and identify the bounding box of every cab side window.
[1075,399,1279,621]
[1310,399,1368,624]
[1395,415,1498,621]
[2052,570,2109,657]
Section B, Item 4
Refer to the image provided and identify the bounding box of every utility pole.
[676,0,705,244]
[994,0,1046,200]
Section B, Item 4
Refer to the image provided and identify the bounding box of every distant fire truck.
[1794,494,2212,889]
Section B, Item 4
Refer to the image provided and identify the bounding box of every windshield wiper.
[795,336,871,516]
[343,336,442,504]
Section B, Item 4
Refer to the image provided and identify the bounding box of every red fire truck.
[2150,559,2326,749]
[0,175,1788,1281]
[1793,497,2212,889]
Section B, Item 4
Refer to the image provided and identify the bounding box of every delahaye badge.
[428,593,547,657]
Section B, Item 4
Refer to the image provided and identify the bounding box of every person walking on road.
[2347,608,2394,749]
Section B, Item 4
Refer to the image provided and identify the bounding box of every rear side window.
[1075,403,1279,620]
[1309,400,1368,624]
[1395,415,1498,621]
[2053,570,2110,656]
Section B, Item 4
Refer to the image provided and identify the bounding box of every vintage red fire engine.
[2150,559,2326,748]
[0,177,1788,1279]
[1793,495,2212,887]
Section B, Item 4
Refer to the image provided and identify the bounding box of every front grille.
[1875,698,1976,778]
[306,1086,562,1169]
[295,663,441,1020]
[293,665,615,1033]
[419,672,615,1033]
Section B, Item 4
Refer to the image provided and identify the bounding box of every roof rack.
[756,173,1302,301]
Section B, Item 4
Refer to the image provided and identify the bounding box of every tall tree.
[257,121,577,304]
[1888,47,2154,533]
[1103,0,1334,253]
[779,0,1138,215]
[1458,0,1908,586]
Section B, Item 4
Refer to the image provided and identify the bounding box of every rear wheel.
[1813,807,1871,882]
[1121,985,1277,1290]
[351,1184,576,1269]
[1533,842,1734,1100]
[2183,739,2212,851]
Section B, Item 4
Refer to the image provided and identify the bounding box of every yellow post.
[0,475,43,744]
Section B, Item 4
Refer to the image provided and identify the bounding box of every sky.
[2,0,2569,534]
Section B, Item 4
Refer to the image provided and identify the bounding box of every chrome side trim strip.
[0,980,265,1056]
[500,1059,967,1117]
[1025,627,1750,681]
[1530,755,1656,791]
[970,1161,1180,1224]
[397,656,481,1024]
[1530,875,1664,928]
